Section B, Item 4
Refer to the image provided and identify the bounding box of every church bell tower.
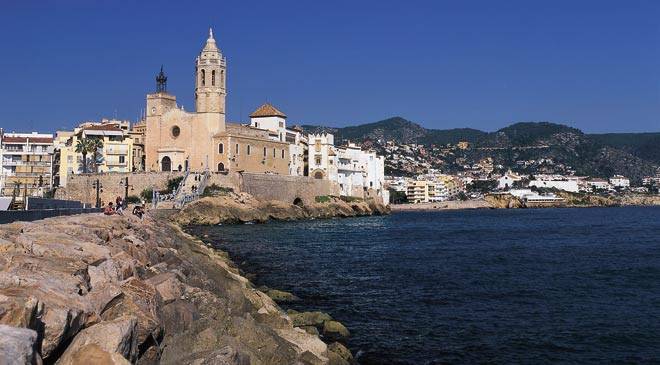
[195,28,226,115]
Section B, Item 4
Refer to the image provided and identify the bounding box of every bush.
[140,188,153,203]
[339,196,362,203]
[202,184,233,197]
[126,195,141,204]
[166,176,184,194]
[315,195,331,203]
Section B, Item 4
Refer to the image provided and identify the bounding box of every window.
[279,121,284,128]
[171,126,180,138]
[221,70,224,85]
[247,145,251,155]
[211,70,216,86]
[218,143,224,154]
[315,156,321,165]
[235,143,239,154]
[201,69,205,86]
[273,148,276,157]
[281,149,285,159]
[263,147,267,157]
[119,155,125,164]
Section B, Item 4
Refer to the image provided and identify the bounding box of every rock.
[265,289,300,303]
[101,277,163,350]
[41,306,87,359]
[328,342,353,362]
[145,272,183,304]
[56,316,138,365]
[160,300,199,334]
[88,259,121,289]
[0,325,41,365]
[59,343,130,365]
[300,325,319,336]
[327,350,350,365]
[289,311,332,328]
[322,321,350,342]
[0,295,41,329]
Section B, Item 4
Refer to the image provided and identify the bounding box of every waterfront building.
[249,103,308,176]
[335,142,387,200]
[55,120,135,187]
[307,133,338,181]
[585,178,611,191]
[144,29,290,175]
[406,180,430,203]
[497,171,523,190]
[529,174,579,192]
[609,175,630,189]
[0,131,54,198]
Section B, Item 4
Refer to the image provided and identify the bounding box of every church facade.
[144,29,290,174]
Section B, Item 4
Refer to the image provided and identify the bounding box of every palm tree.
[75,138,92,173]
[89,138,104,173]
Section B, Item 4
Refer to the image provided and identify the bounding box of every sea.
[190,207,660,364]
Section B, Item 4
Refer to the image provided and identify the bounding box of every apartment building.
[0,131,54,198]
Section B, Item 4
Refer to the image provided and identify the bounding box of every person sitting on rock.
[132,204,144,220]
[104,202,116,215]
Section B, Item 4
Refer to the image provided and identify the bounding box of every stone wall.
[55,171,183,206]
[239,173,339,205]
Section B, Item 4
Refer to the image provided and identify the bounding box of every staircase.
[173,170,210,209]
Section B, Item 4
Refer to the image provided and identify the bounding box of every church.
[143,29,291,174]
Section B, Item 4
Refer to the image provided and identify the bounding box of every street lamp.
[119,176,134,208]
[92,179,103,208]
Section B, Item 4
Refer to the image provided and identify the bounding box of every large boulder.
[56,316,138,365]
[322,321,350,342]
[57,343,130,365]
[328,342,354,363]
[0,325,41,365]
[264,288,300,303]
[289,311,332,328]
[145,272,182,304]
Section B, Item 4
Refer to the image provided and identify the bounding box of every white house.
[497,171,523,190]
[586,178,611,191]
[529,175,579,192]
[609,175,630,189]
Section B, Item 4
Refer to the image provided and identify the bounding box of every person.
[104,202,116,215]
[115,196,124,215]
[132,204,144,220]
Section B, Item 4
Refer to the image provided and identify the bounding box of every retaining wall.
[56,171,184,206]
[239,173,339,205]
[0,208,103,224]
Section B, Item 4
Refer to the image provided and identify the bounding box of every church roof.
[203,27,219,52]
[250,103,286,118]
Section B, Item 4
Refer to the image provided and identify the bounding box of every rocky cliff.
[175,192,390,226]
[0,211,353,364]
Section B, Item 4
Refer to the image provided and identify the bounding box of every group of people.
[103,195,145,220]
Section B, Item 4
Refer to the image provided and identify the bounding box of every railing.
[173,169,210,209]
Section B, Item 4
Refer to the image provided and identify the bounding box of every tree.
[89,138,104,173]
[75,138,93,173]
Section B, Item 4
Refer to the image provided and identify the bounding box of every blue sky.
[1,0,658,133]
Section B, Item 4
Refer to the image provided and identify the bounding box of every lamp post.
[119,176,134,209]
[92,179,103,208]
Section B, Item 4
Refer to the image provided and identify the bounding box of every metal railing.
[173,169,210,209]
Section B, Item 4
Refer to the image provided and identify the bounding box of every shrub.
[315,195,331,203]
[202,184,234,197]
[339,196,362,203]
[126,195,141,204]
[140,188,153,203]
[166,176,184,193]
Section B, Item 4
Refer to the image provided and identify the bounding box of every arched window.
[212,70,216,86]
[247,145,251,155]
[235,143,239,154]
[201,69,206,86]
[217,162,225,171]
[281,149,285,159]
[221,70,224,85]
[218,143,224,154]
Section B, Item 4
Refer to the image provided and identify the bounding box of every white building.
[497,171,523,190]
[585,178,611,191]
[528,175,579,192]
[609,175,630,189]
[249,103,307,176]
[307,133,338,181]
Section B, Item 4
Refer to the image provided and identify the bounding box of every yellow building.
[0,132,54,198]
[56,121,134,187]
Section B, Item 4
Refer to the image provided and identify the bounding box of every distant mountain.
[300,117,660,182]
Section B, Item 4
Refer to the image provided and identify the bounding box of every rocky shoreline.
[0,193,382,364]
[174,192,390,226]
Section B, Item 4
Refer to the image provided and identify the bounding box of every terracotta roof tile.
[3,136,53,143]
[83,124,123,132]
[250,103,286,118]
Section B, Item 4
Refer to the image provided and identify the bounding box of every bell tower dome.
[195,28,226,115]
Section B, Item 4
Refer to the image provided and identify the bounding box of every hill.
[300,117,659,182]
